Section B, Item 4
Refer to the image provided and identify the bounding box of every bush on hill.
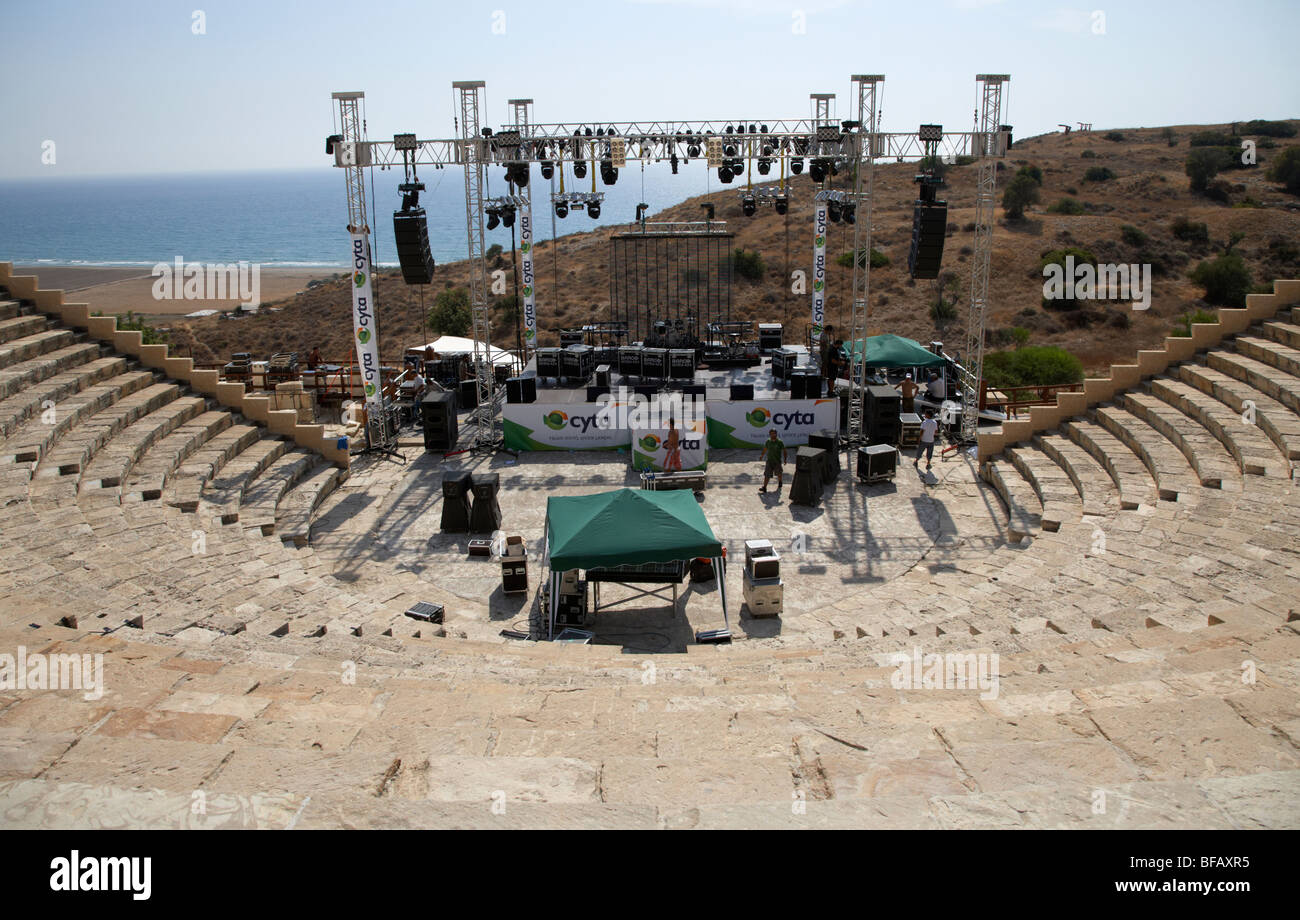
[1171,309,1220,337]
[1171,217,1210,243]
[428,287,472,336]
[732,249,766,281]
[1103,131,1125,143]
[1190,252,1252,308]
[1267,147,1300,194]
[1002,172,1041,219]
[1083,166,1116,182]
[1185,147,1235,192]
[1120,224,1149,247]
[983,346,1084,388]
[1241,119,1297,138]
[836,249,891,269]
[1046,198,1086,215]
[1017,165,1044,186]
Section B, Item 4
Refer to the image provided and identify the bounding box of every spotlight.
[540,160,554,180]
[555,200,568,219]
[573,160,587,179]
[809,159,826,183]
[600,159,618,185]
[843,202,856,224]
[742,195,756,217]
[828,200,842,223]
[502,206,516,228]
[774,196,789,216]
[588,200,601,219]
[718,165,734,183]
[723,144,737,158]
[325,134,343,155]
[486,208,501,230]
[670,152,679,174]
[513,163,529,188]
[791,157,805,175]
[757,158,771,176]
[687,143,701,158]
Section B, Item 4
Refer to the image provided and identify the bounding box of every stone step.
[165,424,262,512]
[1005,444,1082,532]
[0,313,48,346]
[0,341,100,403]
[34,383,184,481]
[1260,320,1300,350]
[1235,335,1300,380]
[0,352,121,437]
[982,459,1043,542]
[0,300,21,321]
[200,436,293,524]
[123,410,234,501]
[1093,405,1201,501]
[1118,391,1242,490]
[0,370,156,467]
[76,397,209,492]
[1207,349,1300,416]
[1033,433,1119,516]
[238,450,321,535]
[1177,363,1300,463]
[1149,376,1289,477]
[0,328,77,372]
[1062,419,1157,510]
[275,463,347,547]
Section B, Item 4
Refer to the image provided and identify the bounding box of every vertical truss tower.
[844,75,883,446]
[455,81,496,449]
[509,98,535,362]
[962,75,1009,444]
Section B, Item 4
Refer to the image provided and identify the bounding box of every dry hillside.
[164,121,1300,375]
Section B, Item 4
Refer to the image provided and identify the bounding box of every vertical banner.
[519,205,537,354]
[811,203,828,347]
[349,232,382,411]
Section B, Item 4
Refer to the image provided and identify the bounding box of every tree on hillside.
[1185,147,1233,193]
[1190,252,1252,308]
[1002,172,1040,220]
[429,288,472,336]
[1267,147,1300,194]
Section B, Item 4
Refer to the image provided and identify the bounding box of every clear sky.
[1,0,1296,179]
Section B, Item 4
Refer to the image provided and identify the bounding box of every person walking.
[758,429,788,496]
[914,408,939,472]
[664,418,682,472]
[897,373,919,413]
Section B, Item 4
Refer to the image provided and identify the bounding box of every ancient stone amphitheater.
[0,261,1297,829]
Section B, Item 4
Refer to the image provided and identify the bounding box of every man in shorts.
[914,408,939,471]
[758,429,788,496]
[897,373,919,414]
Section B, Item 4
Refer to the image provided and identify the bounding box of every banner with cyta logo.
[348,232,382,411]
[632,420,707,471]
[503,402,629,451]
[706,398,839,448]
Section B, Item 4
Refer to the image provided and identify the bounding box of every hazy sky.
[2,0,1296,179]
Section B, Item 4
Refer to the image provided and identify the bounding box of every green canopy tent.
[542,489,728,641]
[845,333,948,370]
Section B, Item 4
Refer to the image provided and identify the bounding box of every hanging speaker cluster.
[908,187,948,280]
[393,207,435,285]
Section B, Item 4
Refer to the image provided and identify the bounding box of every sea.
[0,165,720,269]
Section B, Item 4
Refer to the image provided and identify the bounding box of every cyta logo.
[364,382,376,397]
[813,279,824,292]
[639,434,660,451]
[520,241,531,254]
[814,235,825,248]
[356,327,371,344]
[746,407,772,428]
[353,271,365,287]
[524,328,536,340]
[544,411,568,431]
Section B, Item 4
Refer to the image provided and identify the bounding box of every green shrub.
[1171,309,1220,337]
[954,155,977,167]
[1046,197,1086,215]
[485,243,504,263]
[1017,164,1044,186]
[1120,224,1149,247]
[930,298,958,324]
[1161,128,1178,147]
[93,311,168,346]
[1080,150,1098,159]
[732,249,766,281]
[835,248,890,269]
[1103,131,1125,143]
[1083,166,1116,182]
[1267,147,1300,194]
[1010,326,1031,348]
[1241,119,1297,138]
[1190,252,1252,308]
[1185,147,1234,192]
[983,346,1084,388]
[1038,247,1097,272]
[1171,217,1210,243]
[1001,172,1041,219]
[1190,131,1235,148]
[428,287,472,336]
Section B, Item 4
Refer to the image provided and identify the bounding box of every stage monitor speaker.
[459,378,479,410]
[790,371,823,400]
[393,209,436,285]
[866,385,901,420]
[730,383,754,401]
[587,385,610,403]
[506,376,537,404]
[808,430,840,480]
[789,447,824,505]
[908,199,948,280]
[440,471,473,532]
[470,472,503,533]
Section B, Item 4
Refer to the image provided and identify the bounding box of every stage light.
[486,208,501,230]
[918,123,944,143]
[723,144,736,158]
[573,160,587,179]
[791,157,805,175]
[757,158,771,176]
[828,200,842,223]
[809,159,826,183]
[588,200,601,219]
[774,196,789,215]
[540,160,554,180]
[742,195,756,217]
[718,165,734,183]
[502,206,516,228]
[688,143,700,158]
[670,152,679,174]
[843,202,856,224]
[555,201,568,218]
[600,159,618,185]
[325,134,343,155]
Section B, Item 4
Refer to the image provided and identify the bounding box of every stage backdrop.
[706,398,839,448]
[632,420,708,471]
[503,402,628,451]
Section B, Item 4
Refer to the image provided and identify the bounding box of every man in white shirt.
[928,372,946,401]
[914,408,940,471]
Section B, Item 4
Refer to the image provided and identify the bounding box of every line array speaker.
[393,208,436,285]
[908,199,948,280]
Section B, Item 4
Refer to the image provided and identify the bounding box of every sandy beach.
[11,264,338,318]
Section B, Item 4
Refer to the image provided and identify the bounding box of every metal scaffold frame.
[961,75,1010,446]
[844,75,883,446]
